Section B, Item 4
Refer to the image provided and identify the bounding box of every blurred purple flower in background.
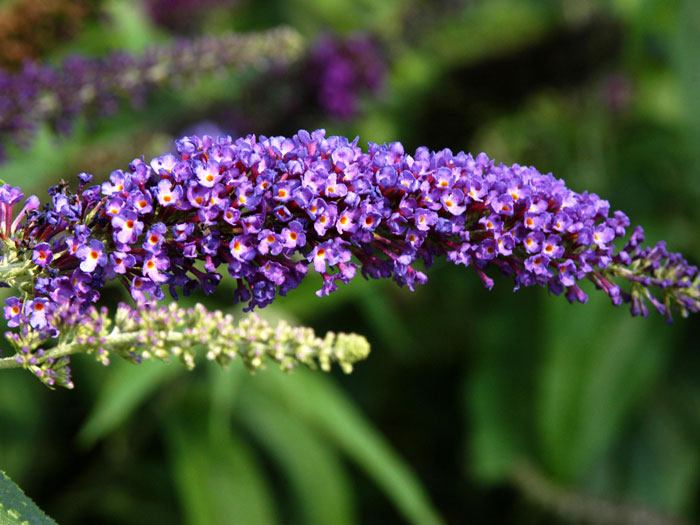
[0,27,303,161]
[307,33,385,119]
[600,72,633,113]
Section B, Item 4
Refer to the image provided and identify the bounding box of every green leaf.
[77,359,183,447]
[0,470,56,525]
[356,288,414,354]
[167,415,277,525]
[620,403,700,514]
[257,369,443,525]
[208,363,245,435]
[0,372,45,477]
[239,385,355,525]
[677,0,700,174]
[103,0,162,53]
[536,294,670,482]
[423,0,558,65]
[462,291,541,483]
[465,362,528,483]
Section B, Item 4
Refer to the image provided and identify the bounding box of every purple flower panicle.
[0,27,304,160]
[2,129,699,342]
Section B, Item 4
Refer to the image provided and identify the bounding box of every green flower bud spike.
[0,302,370,389]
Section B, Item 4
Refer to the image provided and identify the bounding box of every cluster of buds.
[0,301,370,389]
[0,27,304,160]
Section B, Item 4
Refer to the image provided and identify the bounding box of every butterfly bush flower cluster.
[0,26,303,160]
[0,129,698,385]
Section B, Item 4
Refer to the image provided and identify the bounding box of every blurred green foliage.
[0,0,699,523]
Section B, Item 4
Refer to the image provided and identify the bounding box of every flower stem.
[0,355,22,369]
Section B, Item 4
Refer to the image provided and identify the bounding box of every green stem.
[0,355,22,369]
[511,461,683,525]
[0,344,82,370]
[0,330,187,370]
[0,256,36,293]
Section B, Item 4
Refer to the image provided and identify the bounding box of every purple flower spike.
[2,128,699,333]
[0,28,304,163]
